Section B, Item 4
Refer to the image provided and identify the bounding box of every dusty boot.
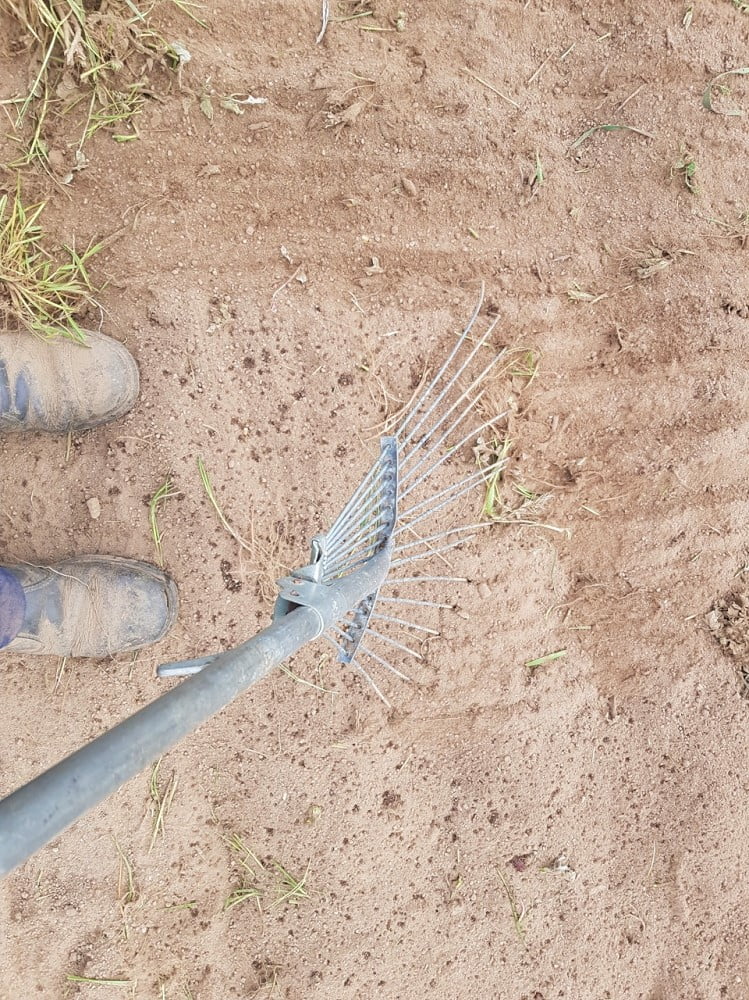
[0,329,139,433]
[2,556,178,658]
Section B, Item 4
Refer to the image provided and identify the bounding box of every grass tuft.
[0,188,100,340]
[6,0,207,163]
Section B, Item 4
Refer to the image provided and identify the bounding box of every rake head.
[271,287,508,703]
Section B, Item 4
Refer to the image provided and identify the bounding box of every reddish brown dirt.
[2,2,749,998]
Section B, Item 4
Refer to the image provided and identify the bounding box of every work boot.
[3,556,178,658]
[0,329,139,433]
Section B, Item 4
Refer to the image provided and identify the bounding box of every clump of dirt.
[708,591,749,695]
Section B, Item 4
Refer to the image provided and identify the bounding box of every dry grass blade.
[148,758,178,852]
[197,457,252,551]
[66,975,132,987]
[702,67,749,115]
[0,189,100,340]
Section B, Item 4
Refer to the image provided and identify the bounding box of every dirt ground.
[2,0,749,997]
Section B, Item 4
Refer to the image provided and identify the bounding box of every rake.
[0,288,508,877]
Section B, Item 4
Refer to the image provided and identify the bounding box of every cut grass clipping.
[702,67,749,116]
[148,476,180,567]
[0,189,100,340]
[6,0,205,165]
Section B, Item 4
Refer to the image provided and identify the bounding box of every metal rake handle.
[0,549,390,877]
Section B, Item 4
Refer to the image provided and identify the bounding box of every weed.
[567,282,608,305]
[569,122,655,152]
[199,458,287,601]
[197,457,252,551]
[673,146,698,194]
[148,476,180,567]
[496,867,527,943]
[222,832,265,911]
[273,860,311,907]
[0,188,100,340]
[529,151,544,196]
[711,208,749,248]
[474,435,512,520]
[509,349,539,386]
[225,832,266,877]
[475,436,567,535]
[148,758,178,852]
[113,837,137,905]
[628,245,694,281]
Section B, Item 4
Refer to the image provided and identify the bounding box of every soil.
[2,1,749,998]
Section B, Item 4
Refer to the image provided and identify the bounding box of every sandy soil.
[2,1,749,997]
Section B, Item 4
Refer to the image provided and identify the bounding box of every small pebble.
[477,581,491,599]
[86,497,101,520]
[401,176,417,197]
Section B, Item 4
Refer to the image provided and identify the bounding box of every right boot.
[2,556,179,658]
[0,329,140,433]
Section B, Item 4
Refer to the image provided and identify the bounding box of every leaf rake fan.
[0,289,507,876]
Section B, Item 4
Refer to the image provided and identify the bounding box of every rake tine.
[393,522,490,552]
[399,387,487,485]
[364,626,422,660]
[398,460,504,524]
[350,659,390,705]
[399,348,507,477]
[378,595,454,608]
[382,575,468,585]
[399,412,508,504]
[392,283,485,441]
[322,635,347,656]
[327,453,387,542]
[324,516,390,567]
[326,483,391,550]
[370,613,439,636]
[398,315,500,457]
[357,644,412,682]
[389,535,477,569]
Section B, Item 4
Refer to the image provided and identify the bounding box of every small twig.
[461,68,520,109]
[527,53,551,86]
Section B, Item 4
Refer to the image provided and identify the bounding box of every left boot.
[3,556,178,658]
